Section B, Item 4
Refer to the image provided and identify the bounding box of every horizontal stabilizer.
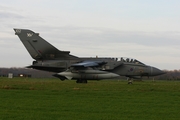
[26,65,65,72]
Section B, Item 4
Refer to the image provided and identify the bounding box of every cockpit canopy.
[113,57,145,65]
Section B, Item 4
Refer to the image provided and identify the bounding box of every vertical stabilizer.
[14,29,77,60]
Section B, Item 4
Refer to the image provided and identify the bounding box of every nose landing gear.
[127,77,133,84]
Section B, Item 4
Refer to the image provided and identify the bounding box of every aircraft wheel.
[80,80,87,83]
[128,81,133,84]
[127,77,133,84]
[76,79,80,83]
[76,79,87,83]
[83,80,87,83]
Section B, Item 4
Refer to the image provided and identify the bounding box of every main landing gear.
[76,79,88,83]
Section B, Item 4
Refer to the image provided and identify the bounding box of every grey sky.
[0,0,180,70]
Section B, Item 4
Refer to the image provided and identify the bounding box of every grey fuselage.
[31,57,164,79]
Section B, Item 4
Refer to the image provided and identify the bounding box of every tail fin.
[14,28,77,60]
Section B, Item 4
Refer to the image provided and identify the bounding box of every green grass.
[0,78,180,120]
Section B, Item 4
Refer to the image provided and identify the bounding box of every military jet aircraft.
[14,28,165,83]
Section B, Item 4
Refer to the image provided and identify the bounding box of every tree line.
[0,68,54,78]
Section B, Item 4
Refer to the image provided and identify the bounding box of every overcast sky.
[0,0,180,70]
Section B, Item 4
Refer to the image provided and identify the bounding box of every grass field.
[0,77,180,120]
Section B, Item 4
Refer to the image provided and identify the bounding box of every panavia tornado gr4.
[14,29,165,83]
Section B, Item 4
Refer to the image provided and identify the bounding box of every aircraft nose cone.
[152,67,166,76]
